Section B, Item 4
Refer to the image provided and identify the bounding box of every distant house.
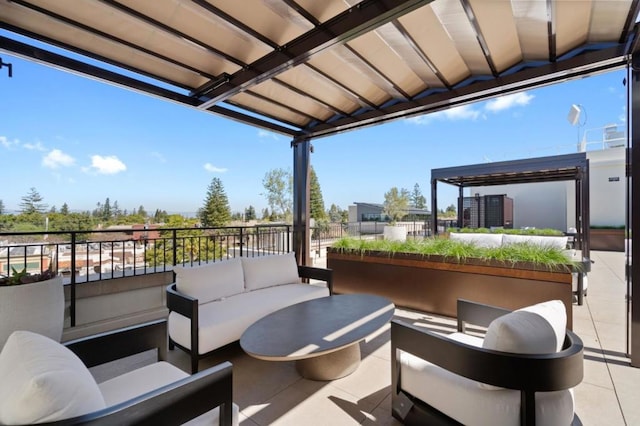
[348,202,431,223]
[0,245,51,276]
[104,224,161,241]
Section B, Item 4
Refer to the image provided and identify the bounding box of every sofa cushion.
[502,234,568,249]
[242,253,300,291]
[0,331,106,425]
[168,283,329,354]
[174,258,245,304]
[483,300,566,354]
[449,232,504,248]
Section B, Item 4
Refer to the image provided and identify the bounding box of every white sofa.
[167,253,332,372]
[449,232,569,249]
[0,320,238,425]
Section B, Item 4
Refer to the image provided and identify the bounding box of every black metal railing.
[1,220,458,328]
[0,224,291,327]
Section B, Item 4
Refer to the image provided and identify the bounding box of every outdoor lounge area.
[2,1,640,424]
[43,249,631,425]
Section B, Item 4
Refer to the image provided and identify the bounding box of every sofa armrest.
[41,361,234,426]
[298,265,333,294]
[167,283,198,319]
[456,299,511,332]
[65,319,168,367]
[391,319,583,393]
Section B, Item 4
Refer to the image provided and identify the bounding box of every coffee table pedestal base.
[295,343,361,381]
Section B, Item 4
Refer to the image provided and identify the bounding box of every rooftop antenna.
[0,57,13,78]
[567,104,587,152]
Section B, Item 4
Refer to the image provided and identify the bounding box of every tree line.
[0,167,349,232]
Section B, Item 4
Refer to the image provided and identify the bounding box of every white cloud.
[204,163,228,173]
[406,105,482,125]
[23,141,46,151]
[258,130,279,140]
[0,136,19,149]
[150,151,166,163]
[406,92,532,126]
[485,92,534,112]
[442,104,482,120]
[42,149,75,169]
[87,155,127,174]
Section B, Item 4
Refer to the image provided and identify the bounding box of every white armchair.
[391,299,583,425]
[0,320,238,425]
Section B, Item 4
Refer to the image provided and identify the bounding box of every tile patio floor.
[92,250,638,425]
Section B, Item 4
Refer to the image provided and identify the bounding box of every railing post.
[70,232,76,327]
[239,227,244,257]
[172,229,178,266]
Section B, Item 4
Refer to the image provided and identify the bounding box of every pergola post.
[630,53,640,367]
[431,178,438,236]
[292,137,311,266]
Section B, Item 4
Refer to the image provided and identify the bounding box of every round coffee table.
[240,294,394,381]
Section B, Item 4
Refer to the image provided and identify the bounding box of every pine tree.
[410,183,427,209]
[309,166,326,221]
[200,177,231,227]
[19,187,48,214]
[0,199,4,215]
[103,197,112,222]
[244,205,256,221]
[60,203,70,215]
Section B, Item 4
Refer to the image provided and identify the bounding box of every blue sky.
[0,32,628,216]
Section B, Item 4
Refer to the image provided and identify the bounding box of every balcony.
[1,228,637,424]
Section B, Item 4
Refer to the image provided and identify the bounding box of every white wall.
[475,182,568,230]
[588,147,626,227]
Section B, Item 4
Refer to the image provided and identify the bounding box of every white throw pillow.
[0,331,106,424]
[175,258,245,304]
[242,253,300,291]
[483,300,567,354]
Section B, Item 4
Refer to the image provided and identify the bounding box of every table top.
[240,294,395,361]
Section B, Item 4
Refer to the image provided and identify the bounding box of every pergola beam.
[196,0,433,109]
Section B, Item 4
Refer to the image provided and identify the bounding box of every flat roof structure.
[431,153,590,264]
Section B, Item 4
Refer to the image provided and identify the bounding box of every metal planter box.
[326,248,574,329]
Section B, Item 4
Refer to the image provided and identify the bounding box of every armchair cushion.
[175,258,245,304]
[483,299,566,354]
[242,252,300,291]
[0,331,106,425]
[98,361,189,406]
[399,350,574,426]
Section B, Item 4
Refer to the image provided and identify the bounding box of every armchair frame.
[167,263,333,373]
[40,319,234,425]
[391,299,584,426]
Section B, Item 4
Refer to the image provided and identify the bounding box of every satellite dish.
[567,104,582,126]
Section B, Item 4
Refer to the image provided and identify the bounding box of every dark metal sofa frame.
[39,319,234,426]
[391,299,584,426]
[167,263,333,373]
